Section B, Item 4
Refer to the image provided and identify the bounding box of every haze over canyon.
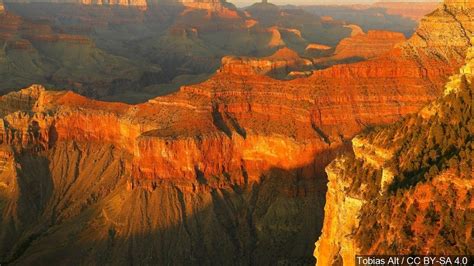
[0,0,472,265]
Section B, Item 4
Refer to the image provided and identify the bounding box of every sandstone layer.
[315,30,406,66]
[219,47,313,76]
[5,0,233,10]
[0,0,473,264]
[81,0,147,9]
[315,8,474,264]
[2,1,354,102]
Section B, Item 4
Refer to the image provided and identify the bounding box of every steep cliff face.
[0,83,342,264]
[315,37,474,266]
[402,0,473,63]
[313,157,365,266]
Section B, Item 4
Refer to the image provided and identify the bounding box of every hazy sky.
[232,0,439,7]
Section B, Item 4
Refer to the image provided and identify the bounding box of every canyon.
[372,2,441,21]
[315,36,474,265]
[0,2,154,98]
[1,0,358,102]
[304,2,439,37]
[0,0,472,265]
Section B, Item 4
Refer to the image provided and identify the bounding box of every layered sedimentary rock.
[3,0,354,102]
[403,1,473,63]
[445,0,474,9]
[315,1,474,260]
[0,6,147,98]
[305,43,333,57]
[315,0,473,264]
[5,0,231,10]
[306,43,331,51]
[315,40,473,264]
[316,30,406,65]
[0,82,339,264]
[0,0,473,265]
[219,47,313,76]
[313,157,365,266]
[81,0,147,9]
[171,0,228,10]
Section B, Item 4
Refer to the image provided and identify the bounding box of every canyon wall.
[315,22,473,266]
[0,0,473,264]
[5,0,233,10]
[219,47,313,76]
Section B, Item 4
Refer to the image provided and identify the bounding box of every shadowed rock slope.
[0,5,152,98]
[2,1,355,102]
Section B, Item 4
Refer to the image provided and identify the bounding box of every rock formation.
[314,0,474,263]
[81,0,147,9]
[0,6,148,98]
[315,39,473,264]
[0,0,473,264]
[305,43,331,52]
[445,0,474,9]
[315,30,406,66]
[373,2,441,21]
[5,0,236,12]
[2,0,353,101]
[305,43,332,57]
[219,47,313,76]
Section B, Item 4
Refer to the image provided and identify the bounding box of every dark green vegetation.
[340,67,473,254]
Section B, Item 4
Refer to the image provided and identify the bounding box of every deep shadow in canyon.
[0,141,352,265]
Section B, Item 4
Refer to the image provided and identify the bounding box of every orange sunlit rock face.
[0,0,471,192]
[315,43,474,264]
[314,1,474,263]
[315,30,406,65]
[219,47,313,76]
[0,0,473,264]
[1,0,472,187]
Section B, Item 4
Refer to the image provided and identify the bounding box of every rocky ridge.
[219,47,313,77]
[81,0,147,9]
[315,30,406,66]
[0,6,149,98]
[314,18,474,266]
[5,0,233,10]
[373,2,441,21]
